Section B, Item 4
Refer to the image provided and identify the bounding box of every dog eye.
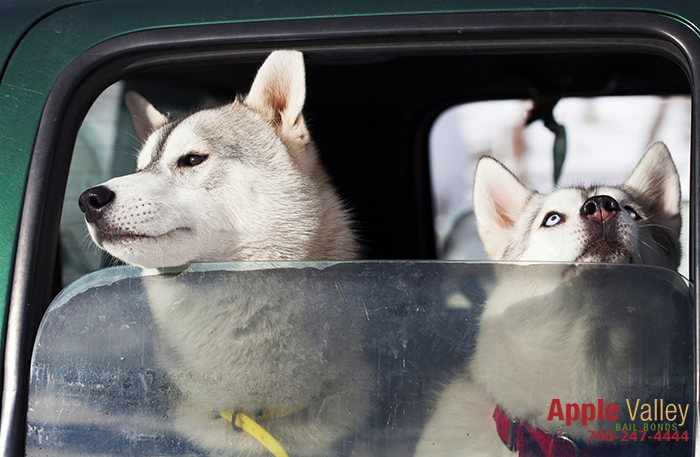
[177,153,208,168]
[543,212,564,227]
[624,205,640,220]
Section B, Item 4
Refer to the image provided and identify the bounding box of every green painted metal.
[0,1,90,80]
[0,0,699,349]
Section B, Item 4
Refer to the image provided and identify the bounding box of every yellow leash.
[218,411,288,457]
[217,405,307,457]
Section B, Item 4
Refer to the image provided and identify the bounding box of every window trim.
[4,10,700,455]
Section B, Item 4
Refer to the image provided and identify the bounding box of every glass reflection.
[27,262,692,456]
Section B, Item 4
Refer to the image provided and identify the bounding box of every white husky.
[79,51,357,268]
[415,143,683,456]
[79,51,369,456]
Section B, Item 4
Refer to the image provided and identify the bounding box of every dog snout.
[79,185,116,224]
[580,195,620,225]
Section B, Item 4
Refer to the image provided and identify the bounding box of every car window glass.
[27,262,693,456]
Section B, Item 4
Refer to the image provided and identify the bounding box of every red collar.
[493,406,620,457]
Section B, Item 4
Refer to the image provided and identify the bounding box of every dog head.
[473,142,681,270]
[79,50,356,268]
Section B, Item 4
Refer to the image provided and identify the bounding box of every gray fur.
[416,143,683,457]
[147,115,187,168]
[82,52,358,268]
[80,51,368,457]
[473,144,681,270]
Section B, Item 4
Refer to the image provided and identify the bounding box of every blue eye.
[624,206,640,221]
[543,212,563,227]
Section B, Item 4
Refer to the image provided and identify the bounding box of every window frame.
[4,10,700,455]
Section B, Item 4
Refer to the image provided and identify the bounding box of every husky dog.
[79,51,358,268]
[415,143,683,456]
[471,143,680,269]
[79,51,370,456]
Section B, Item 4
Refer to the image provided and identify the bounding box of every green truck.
[0,1,698,455]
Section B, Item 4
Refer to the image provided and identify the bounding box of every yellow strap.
[219,403,307,422]
[218,411,289,457]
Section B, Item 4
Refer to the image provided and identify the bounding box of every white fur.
[81,51,368,456]
[415,143,683,456]
[83,50,357,268]
[143,271,371,456]
[473,143,681,269]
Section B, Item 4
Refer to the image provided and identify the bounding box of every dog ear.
[473,157,534,260]
[245,50,308,143]
[124,91,169,144]
[623,142,681,231]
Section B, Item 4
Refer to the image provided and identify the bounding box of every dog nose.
[580,195,620,224]
[79,185,115,223]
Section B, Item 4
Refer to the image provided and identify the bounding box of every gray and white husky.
[79,51,370,456]
[415,142,683,456]
[79,51,358,268]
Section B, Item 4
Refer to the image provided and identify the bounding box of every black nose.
[78,185,115,224]
[580,195,620,224]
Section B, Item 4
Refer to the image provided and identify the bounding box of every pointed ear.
[473,157,535,259]
[124,91,169,144]
[623,142,681,230]
[244,50,308,141]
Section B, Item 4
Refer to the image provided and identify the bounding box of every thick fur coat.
[80,51,370,456]
[415,143,684,456]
